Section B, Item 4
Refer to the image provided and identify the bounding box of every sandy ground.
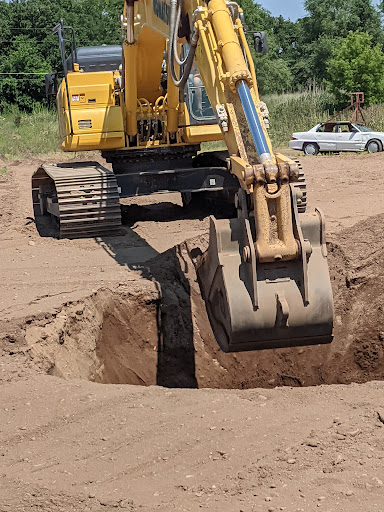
[1,152,384,511]
[1,152,384,322]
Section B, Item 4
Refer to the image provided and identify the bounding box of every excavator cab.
[181,44,216,125]
[185,70,216,124]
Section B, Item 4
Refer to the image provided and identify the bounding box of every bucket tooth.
[197,211,334,353]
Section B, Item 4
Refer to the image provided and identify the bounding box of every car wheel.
[366,140,382,154]
[303,142,319,156]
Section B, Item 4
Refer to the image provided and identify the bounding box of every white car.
[289,121,384,155]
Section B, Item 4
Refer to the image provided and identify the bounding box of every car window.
[316,122,364,133]
[322,124,334,133]
[341,125,351,132]
[357,125,373,132]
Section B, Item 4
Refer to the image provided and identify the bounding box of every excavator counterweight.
[32,0,334,353]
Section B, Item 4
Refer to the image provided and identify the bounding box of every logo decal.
[153,0,170,25]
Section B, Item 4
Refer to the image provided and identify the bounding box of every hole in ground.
[11,218,384,390]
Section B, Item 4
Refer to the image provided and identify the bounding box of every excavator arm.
[122,0,302,263]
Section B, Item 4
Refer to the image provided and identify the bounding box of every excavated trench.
[3,215,384,389]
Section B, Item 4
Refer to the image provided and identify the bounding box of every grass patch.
[0,165,7,176]
[364,104,384,132]
[0,107,59,159]
[264,89,338,148]
[201,90,342,152]
[200,140,226,152]
[1,94,384,160]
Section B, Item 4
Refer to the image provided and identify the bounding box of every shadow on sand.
[99,200,205,388]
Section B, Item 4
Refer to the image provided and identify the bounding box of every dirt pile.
[1,214,384,389]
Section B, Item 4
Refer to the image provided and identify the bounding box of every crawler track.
[32,162,121,238]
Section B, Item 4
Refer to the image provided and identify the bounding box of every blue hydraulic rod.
[237,80,272,163]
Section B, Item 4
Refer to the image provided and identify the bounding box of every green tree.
[238,0,295,94]
[326,31,384,105]
[0,36,51,110]
[0,0,124,110]
[75,0,123,46]
[295,0,383,85]
[253,52,294,94]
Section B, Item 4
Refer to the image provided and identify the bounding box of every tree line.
[0,0,384,110]
[243,0,384,105]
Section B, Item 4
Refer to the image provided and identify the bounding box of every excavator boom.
[162,0,334,350]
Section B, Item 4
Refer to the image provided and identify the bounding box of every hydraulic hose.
[173,0,188,66]
[237,80,272,163]
[168,0,199,89]
[168,0,177,65]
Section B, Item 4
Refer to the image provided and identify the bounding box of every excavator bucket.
[197,203,334,353]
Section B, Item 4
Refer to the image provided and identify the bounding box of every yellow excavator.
[32,0,334,353]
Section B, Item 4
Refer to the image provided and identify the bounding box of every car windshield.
[356,124,372,132]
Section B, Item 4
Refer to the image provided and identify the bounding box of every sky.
[258,0,381,21]
[258,0,306,20]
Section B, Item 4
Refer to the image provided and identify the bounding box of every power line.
[0,79,45,82]
[7,27,52,30]
[0,28,52,32]
[0,38,53,42]
[0,41,51,43]
[0,72,47,75]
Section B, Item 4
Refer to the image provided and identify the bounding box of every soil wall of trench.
[1,215,384,389]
